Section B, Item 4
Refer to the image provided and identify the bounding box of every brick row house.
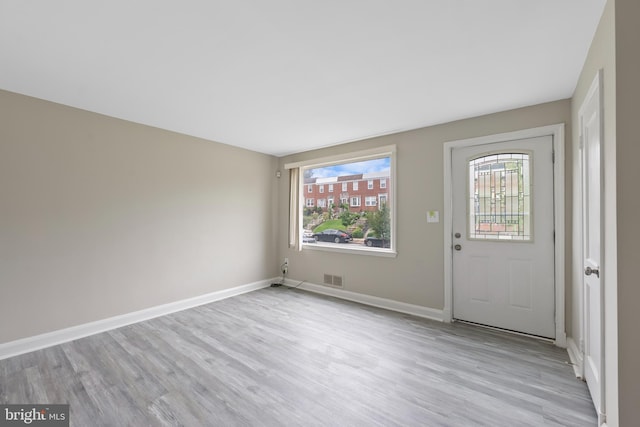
[304,171,390,213]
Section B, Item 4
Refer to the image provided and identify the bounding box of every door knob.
[454,244,462,251]
[585,266,600,278]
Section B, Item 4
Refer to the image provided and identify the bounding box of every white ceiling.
[0,1,606,157]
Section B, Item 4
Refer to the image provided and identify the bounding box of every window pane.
[302,156,392,250]
[468,152,532,241]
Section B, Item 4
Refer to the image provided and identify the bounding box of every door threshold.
[453,319,555,343]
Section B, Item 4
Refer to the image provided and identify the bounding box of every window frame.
[285,145,397,257]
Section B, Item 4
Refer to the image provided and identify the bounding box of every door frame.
[443,124,566,347]
[578,69,605,423]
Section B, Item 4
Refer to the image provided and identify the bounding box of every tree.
[368,202,390,240]
[340,210,359,228]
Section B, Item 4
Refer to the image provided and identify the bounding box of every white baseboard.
[566,336,584,379]
[285,279,444,322]
[0,278,274,361]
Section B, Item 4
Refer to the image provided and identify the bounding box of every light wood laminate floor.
[1,288,597,426]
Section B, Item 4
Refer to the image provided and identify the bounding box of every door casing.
[443,124,566,347]
[579,69,605,423]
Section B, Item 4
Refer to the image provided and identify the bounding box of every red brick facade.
[304,172,390,213]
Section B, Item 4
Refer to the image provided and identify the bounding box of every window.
[380,179,386,189]
[307,185,313,193]
[468,152,531,241]
[285,145,396,256]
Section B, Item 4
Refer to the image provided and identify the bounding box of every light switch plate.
[427,210,439,223]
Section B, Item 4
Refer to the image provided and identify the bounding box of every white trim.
[286,279,443,322]
[303,243,397,258]
[443,124,566,347]
[0,279,273,360]
[579,69,606,422]
[567,336,585,379]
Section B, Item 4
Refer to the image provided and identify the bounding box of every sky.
[308,157,390,178]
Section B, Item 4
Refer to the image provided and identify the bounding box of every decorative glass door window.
[468,152,532,241]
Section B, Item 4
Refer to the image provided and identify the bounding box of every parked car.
[302,230,316,243]
[364,237,390,248]
[313,229,353,243]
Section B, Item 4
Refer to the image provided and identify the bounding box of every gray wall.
[0,90,279,343]
[277,100,571,312]
[615,0,640,424]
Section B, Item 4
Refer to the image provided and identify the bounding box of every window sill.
[302,242,397,258]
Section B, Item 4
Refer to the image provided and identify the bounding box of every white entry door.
[580,71,604,422]
[452,136,555,338]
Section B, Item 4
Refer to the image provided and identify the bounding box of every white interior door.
[580,71,604,423]
[452,137,555,338]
